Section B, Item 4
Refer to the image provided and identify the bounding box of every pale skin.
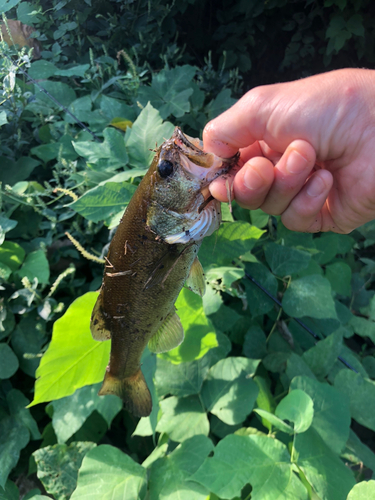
[203,68,375,234]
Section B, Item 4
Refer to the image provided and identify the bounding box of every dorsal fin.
[148,310,184,353]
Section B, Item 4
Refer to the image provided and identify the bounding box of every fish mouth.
[171,127,239,182]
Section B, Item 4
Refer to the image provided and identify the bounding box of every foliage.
[1,0,375,499]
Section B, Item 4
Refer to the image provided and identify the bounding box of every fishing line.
[243,268,358,373]
[0,51,101,142]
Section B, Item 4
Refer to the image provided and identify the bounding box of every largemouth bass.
[90,127,238,417]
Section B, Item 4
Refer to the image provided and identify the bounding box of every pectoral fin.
[90,292,111,341]
[185,256,206,297]
[148,311,184,353]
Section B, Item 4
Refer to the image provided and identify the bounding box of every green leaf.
[138,65,196,118]
[291,376,351,454]
[344,429,375,473]
[155,356,211,398]
[159,288,218,364]
[282,275,337,319]
[199,221,264,268]
[16,250,50,284]
[6,389,41,439]
[0,217,16,246]
[275,389,314,433]
[148,435,213,500]
[0,157,40,185]
[11,314,46,377]
[0,416,29,488]
[71,445,147,500]
[30,292,109,406]
[191,434,308,500]
[206,89,237,120]
[0,344,19,379]
[28,60,57,79]
[0,111,7,127]
[243,325,267,359]
[69,182,136,223]
[99,95,137,123]
[302,330,343,379]
[294,428,355,500]
[312,234,340,264]
[334,370,375,432]
[244,262,278,317]
[0,241,25,271]
[55,64,90,77]
[205,266,244,290]
[33,442,96,500]
[349,315,375,343]
[253,409,294,434]
[50,384,122,443]
[0,480,18,500]
[35,81,77,108]
[264,243,311,276]
[347,480,375,499]
[156,396,209,442]
[124,103,175,168]
[325,261,351,296]
[0,0,22,14]
[201,357,259,425]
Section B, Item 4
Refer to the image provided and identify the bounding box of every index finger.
[203,89,269,157]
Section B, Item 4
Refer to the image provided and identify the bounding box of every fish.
[90,127,238,417]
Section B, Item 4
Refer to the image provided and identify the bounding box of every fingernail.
[286,150,308,174]
[307,176,325,197]
[243,168,264,191]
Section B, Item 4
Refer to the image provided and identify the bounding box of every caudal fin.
[98,369,152,417]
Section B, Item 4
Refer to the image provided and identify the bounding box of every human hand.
[204,68,375,233]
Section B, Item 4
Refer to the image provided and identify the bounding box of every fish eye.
[158,160,174,178]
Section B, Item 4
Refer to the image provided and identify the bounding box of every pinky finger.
[280,170,334,232]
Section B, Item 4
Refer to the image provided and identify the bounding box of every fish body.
[90,128,237,417]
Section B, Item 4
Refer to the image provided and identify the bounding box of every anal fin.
[185,256,206,297]
[148,311,184,353]
[90,292,111,341]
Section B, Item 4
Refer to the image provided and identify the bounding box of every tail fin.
[98,369,152,417]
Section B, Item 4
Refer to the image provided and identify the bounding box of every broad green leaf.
[0,416,29,488]
[156,396,209,442]
[16,250,50,284]
[206,89,237,120]
[69,182,136,223]
[253,409,294,434]
[124,103,174,168]
[0,480,18,500]
[243,325,267,359]
[148,435,213,500]
[205,266,244,289]
[312,233,340,264]
[73,128,128,166]
[244,262,278,317]
[30,292,109,406]
[0,241,25,271]
[294,428,355,500]
[302,330,343,379]
[0,262,12,280]
[250,208,269,228]
[325,261,351,296]
[35,81,77,108]
[71,445,147,500]
[0,0,21,14]
[0,344,19,379]
[201,357,259,425]
[155,356,211,398]
[349,315,375,343]
[6,389,41,439]
[0,157,40,185]
[343,429,375,473]
[275,390,314,433]
[50,384,122,443]
[11,314,47,377]
[199,221,264,268]
[264,243,311,276]
[0,111,7,127]
[138,65,196,118]
[286,353,316,381]
[55,64,90,77]
[282,275,337,319]
[28,60,57,79]
[191,434,308,500]
[347,480,375,499]
[291,376,351,454]
[99,95,137,123]
[159,288,218,364]
[0,216,17,245]
[33,442,96,500]
[334,370,375,432]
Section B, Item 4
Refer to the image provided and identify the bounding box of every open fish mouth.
[171,127,238,182]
